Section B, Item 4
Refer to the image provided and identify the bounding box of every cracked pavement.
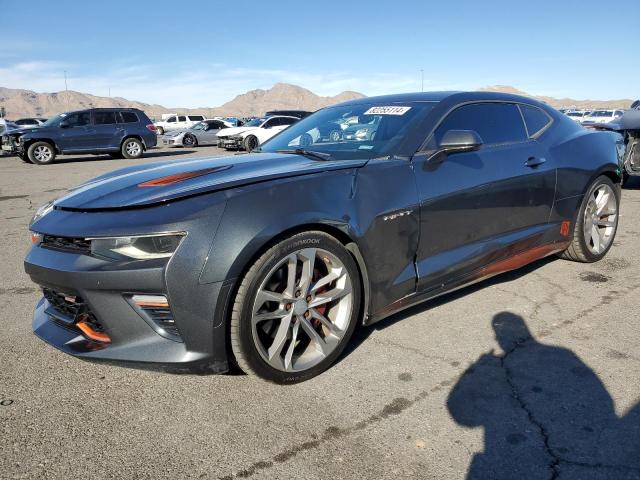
[1,146,639,479]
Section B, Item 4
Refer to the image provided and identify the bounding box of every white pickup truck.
[154,114,206,135]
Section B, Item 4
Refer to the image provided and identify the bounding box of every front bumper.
[25,245,230,372]
[162,137,182,147]
[25,196,231,372]
[217,137,243,149]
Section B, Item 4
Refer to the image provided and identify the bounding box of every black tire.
[183,134,197,147]
[230,231,362,383]
[27,141,56,165]
[156,127,164,135]
[19,153,32,163]
[121,138,144,159]
[243,135,259,152]
[559,175,620,263]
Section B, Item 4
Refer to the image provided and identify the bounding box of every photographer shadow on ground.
[447,312,640,479]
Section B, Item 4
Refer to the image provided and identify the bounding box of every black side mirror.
[438,129,483,154]
[59,120,70,128]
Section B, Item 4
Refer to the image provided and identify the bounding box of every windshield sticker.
[363,106,411,116]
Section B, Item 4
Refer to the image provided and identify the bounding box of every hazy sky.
[1,0,637,107]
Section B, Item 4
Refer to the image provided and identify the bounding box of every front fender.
[199,169,360,286]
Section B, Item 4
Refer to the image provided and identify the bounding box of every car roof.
[335,91,552,110]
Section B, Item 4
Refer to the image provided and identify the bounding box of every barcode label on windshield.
[363,106,411,115]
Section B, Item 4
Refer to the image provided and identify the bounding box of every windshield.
[260,102,436,159]
[40,113,68,127]
[190,122,205,130]
[244,117,266,127]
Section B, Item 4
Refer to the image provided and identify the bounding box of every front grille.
[43,288,85,323]
[42,288,106,334]
[41,235,91,255]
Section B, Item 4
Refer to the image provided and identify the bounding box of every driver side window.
[65,112,91,127]
[434,103,527,147]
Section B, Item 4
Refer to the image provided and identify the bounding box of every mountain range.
[0,83,635,120]
[0,84,365,120]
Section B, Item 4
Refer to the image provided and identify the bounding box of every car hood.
[163,129,188,137]
[53,153,368,210]
[216,126,258,137]
[4,126,42,136]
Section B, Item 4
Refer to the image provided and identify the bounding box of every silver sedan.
[162,119,231,147]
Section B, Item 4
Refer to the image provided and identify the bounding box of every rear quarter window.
[119,112,139,123]
[519,105,552,137]
[189,115,204,121]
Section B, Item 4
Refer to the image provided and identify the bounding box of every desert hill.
[0,83,635,120]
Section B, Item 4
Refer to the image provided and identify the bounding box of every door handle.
[525,156,546,168]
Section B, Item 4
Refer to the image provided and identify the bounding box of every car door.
[412,102,556,294]
[164,116,177,131]
[58,111,94,151]
[92,111,120,150]
[201,120,224,144]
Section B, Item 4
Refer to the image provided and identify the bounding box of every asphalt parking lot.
[1,145,639,480]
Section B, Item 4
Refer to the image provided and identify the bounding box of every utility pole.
[108,87,111,97]
[64,70,68,91]
[420,69,424,92]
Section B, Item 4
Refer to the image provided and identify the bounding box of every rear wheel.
[560,175,619,262]
[156,127,165,135]
[230,231,361,383]
[121,138,143,159]
[27,142,56,165]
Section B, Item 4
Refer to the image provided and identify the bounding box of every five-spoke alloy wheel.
[560,175,620,262]
[231,231,361,383]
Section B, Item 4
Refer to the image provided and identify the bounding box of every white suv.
[154,114,206,135]
[581,110,625,125]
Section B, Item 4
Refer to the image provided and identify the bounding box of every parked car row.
[562,108,625,125]
[582,100,640,184]
[1,105,313,163]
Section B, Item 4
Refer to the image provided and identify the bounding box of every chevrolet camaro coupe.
[25,92,623,383]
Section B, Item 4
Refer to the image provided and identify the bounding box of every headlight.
[89,233,185,260]
[355,128,370,139]
[30,201,54,225]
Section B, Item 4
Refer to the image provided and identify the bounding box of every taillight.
[146,124,157,132]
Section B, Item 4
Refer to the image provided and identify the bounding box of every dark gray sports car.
[25,91,622,383]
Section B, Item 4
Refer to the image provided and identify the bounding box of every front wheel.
[27,142,56,165]
[243,135,259,152]
[121,138,143,159]
[560,175,620,262]
[156,127,164,135]
[182,134,197,147]
[230,231,362,383]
